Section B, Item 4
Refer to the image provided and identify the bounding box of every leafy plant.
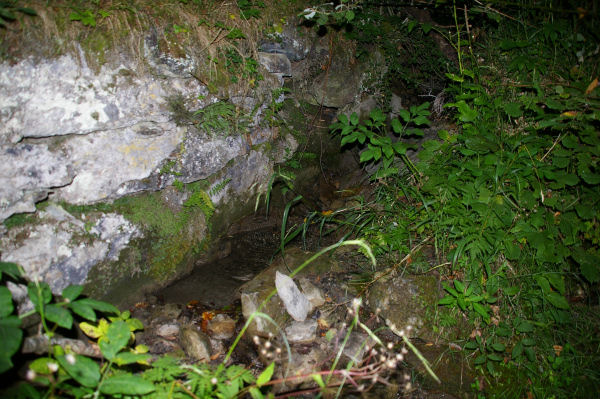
[237,0,265,20]
[330,104,431,179]
[192,100,240,136]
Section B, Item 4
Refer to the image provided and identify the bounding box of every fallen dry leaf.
[585,77,598,95]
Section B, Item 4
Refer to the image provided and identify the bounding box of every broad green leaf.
[504,102,523,118]
[579,168,600,184]
[0,319,23,373]
[438,296,455,306]
[61,285,83,302]
[79,321,102,339]
[68,301,96,321]
[512,341,523,358]
[516,321,534,333]
[341,131,359,146]
[524,347,536,362]
[76,298,119,315]
[44,304,73,329]
[29,357,57,374]
[0,262,21,280]
[369,108,385,123]
[99,374,155,395]
[521,338,536,346]
[382,144,393,159]
[391,118,402,133]
[545,274,565,295]
[392,141,408,155]
[99,320,130,360]
[545,291,569,310]
[454,280,465,293]
[359,148,374,163]
[491,343,506,352]
[345,10,355,21]
[464,340,479,350]
[572,247,600,283]
[413,115,430,126]
[473,302,490,323]
[487,353,503,362]
[495,327,511,337]
[28,282,52,311]
[398,109,411,122]
[456,101,478,122]
[249,387,264,399]
[125,317,144,332]
[256,362,274,387]
[0,286,13,318]
[457,297,467,311]
[535,276,551,294]
[57,354,100,387]
[474,355,486,365]
[349,113,358,126]
[337,114,348,125]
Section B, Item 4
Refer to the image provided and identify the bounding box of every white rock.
[285,319,317,344]
[275,271,310,322]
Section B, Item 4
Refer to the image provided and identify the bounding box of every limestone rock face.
[1,204,140,293]
[0,26,296,299]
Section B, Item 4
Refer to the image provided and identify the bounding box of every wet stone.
[179,325,212,362]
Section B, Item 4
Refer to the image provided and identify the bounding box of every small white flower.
[211,377,218,385]
[47,362,59,373]
[26,370,36,381]
[65,353,76,365]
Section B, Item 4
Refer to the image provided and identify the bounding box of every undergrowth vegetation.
[301,1,600,397]
[2,0,599,398]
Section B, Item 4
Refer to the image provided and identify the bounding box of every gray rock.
[0,144,73,221]
[239,247,338,337]
[156,323,180,338]
[299,278,325,309]
[342,332,376,365]
[275,271,310,322]
[0,207,139,294]
[179,325,212,362]
[366,273,441,341]
[284,319,317,344]
[258,52,292,77]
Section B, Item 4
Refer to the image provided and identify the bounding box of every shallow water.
[154,226,281,308]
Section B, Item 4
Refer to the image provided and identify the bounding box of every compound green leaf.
[99,320,130,360]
